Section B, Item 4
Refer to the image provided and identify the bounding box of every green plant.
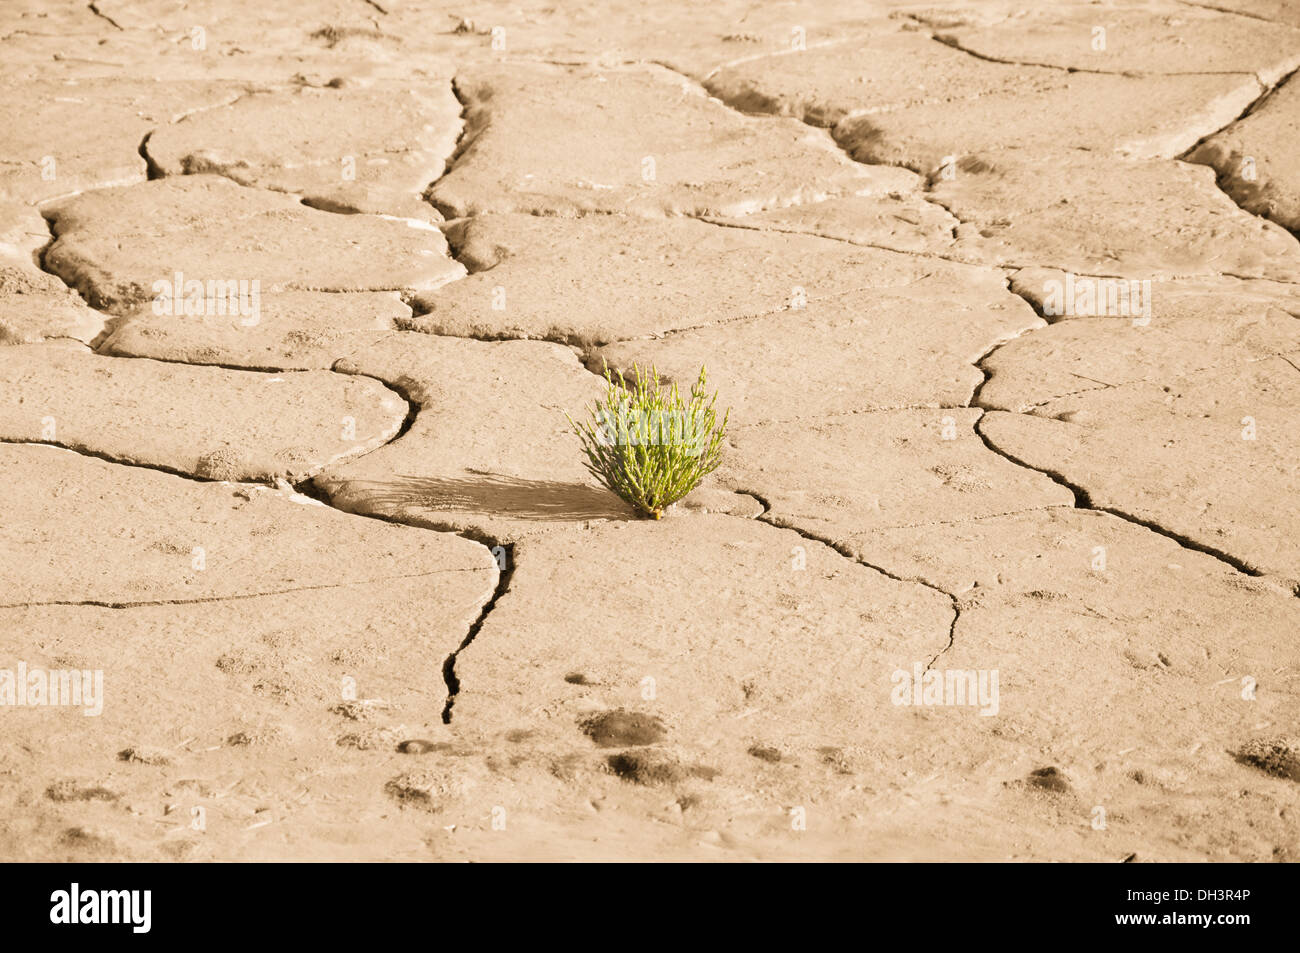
[569,364,730,520]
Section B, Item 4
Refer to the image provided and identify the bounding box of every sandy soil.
[1,0,1297,862]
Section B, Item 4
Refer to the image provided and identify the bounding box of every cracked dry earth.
[1,0,1298,864]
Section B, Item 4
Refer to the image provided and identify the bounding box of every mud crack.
[87,2,123,31]
[735,490,961,670]
[440,540,514,723]
[966,277,1276,582]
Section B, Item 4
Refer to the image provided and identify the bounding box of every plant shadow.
[350,473,636,522]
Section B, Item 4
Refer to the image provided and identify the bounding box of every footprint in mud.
[676,793,702,812]
[817,746,853,775]
[226,726,284,747]
[605,750,718,786]
[1026,766,1071,794]
[747,744,782,763]
[117,746,173,766]
[1234,738,1300,781]
[328,699,390,722]
[337,726,403,750]
[385,768,475,811]
[45,780,118,803]
[396,739,456,755]
[58,826,116,852]
[549,753,585,782]
[580,709,666,748]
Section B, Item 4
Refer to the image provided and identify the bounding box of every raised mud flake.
[407,213,949,347]
[0,262,104,345]
[0,346,408,483]
[427,63,869,218]
[0,203,104,345]
[147,82,463,221]
[42,175,464,314]
[194,449,247,482]
[1187,72,1300,235]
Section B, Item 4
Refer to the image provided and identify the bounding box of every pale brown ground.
[1,0,1298,862]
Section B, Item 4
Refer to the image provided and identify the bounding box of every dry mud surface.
[1,0,1298,863]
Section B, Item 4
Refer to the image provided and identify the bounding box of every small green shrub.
[569,364,729,519]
